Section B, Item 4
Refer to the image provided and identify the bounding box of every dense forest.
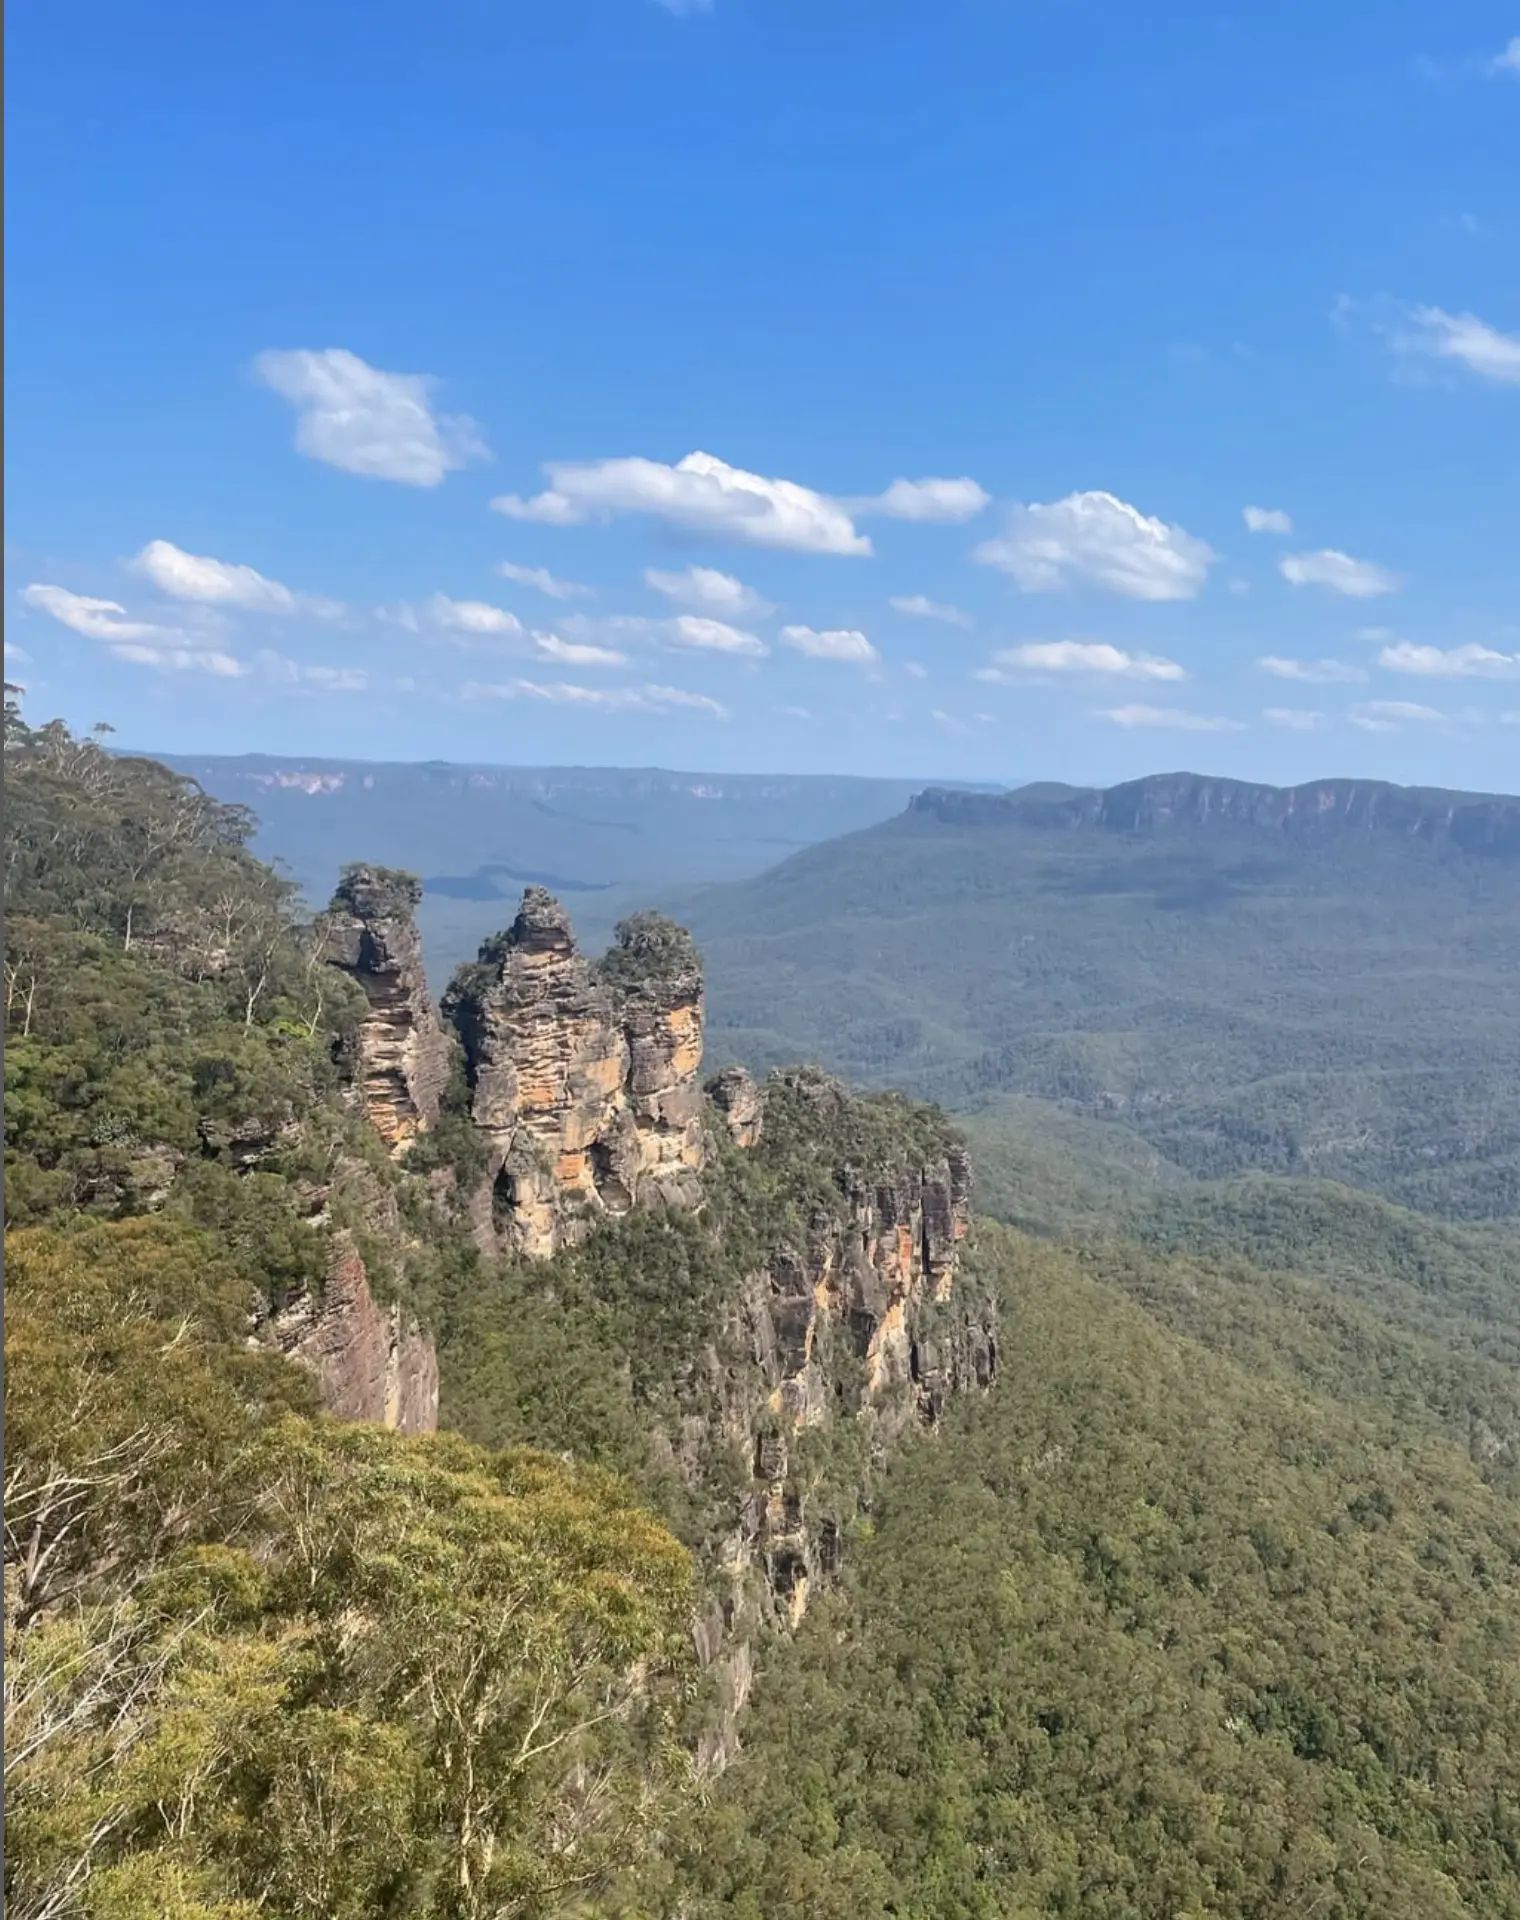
[6,696,1519,1917]
[673,781,1520,1220]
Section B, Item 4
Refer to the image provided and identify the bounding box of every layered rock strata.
[271,1241,439,1435]
[325,866,452,1151]
[442,890,708,1257]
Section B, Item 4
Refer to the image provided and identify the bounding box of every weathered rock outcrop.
[673,1070,996,1768]
[270,1241,439,1435]
[325,866,452,1151]
[315,871,994,1771]
[708,1064,764,1148]
[442,890,708,1257]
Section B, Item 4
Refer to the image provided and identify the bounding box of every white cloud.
[974,490,1214,601]
[131,539,332,614]
[254,347,488,487]
[856,477,990,523]
[644,565,772,618]
[668,614,767,656]
[493,450,870,555]
[1263,707,1327,730]
[1379,640,1520,678]
[21,582,247,675]
[780,704,812,721]
[5,643,31,665]
[1501,710,1520,724]
[1279,550,1401,597]
[491,487,584,527]
[779,624,880,663]
[426,593,524,639]
[1100,705,1244,731]
[460,677,728,718]
[979,640,1188,682]
[904,661,928,678]
[109,642,245,676]
[532,632,628,668]
[889,594,972,628]
[496,561,593,601]
[1258,655,1367,683]
[1402,308,1520,385]
[257,651,368,692]
[1488,36,1520,74]
[22,582,171,642]
[560,612,767,657]
[1243,505,1292,534]
[1349,699,1444,732]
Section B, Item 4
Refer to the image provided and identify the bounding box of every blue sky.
[6,0,1518,787]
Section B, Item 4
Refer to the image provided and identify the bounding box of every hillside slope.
[676,772,1520,1218]
[653,1222,1520,1920]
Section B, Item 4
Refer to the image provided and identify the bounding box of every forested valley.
[5,695,1518,1919]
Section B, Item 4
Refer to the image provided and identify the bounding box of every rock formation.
[270,1240,439,1435]
[318,875,995,1738]
[676,1068,996,1769]
[442,890,708,1257]
[736,1071,985,1585]
[708,1064,764,1148]
[325,866,452,1151]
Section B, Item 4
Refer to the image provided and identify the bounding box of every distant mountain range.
[155,753,966,984]
[670,770,1520,1220]
[911,771,1520,855]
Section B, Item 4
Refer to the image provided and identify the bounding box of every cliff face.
[313,880,997,1743]
[270,1241,439,1435]
[442,891,707,1257]
[325,866,452,1151]
[912,773,1520,857]
[677,1069,996,1768]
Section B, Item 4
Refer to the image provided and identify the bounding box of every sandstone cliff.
[269,1239,439,1435]
[315,877,997,1749]
[676,1068,997,1767]
[325,865,452,1150]
[441,890,707,1257]
[912,772,1520,857]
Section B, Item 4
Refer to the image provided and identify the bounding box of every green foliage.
[4,1217,319,1625]
[5,1232,695,1920]
[678,798,1520,1219]
[654,1224,1520,1919]
[4,713,368,1233]
[437,1072,974,1547]
[13,707,1520,1915]
[4,709,696,1916]
[594,910,702,994]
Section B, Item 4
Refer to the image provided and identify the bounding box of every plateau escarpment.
[911,770,1520,856]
